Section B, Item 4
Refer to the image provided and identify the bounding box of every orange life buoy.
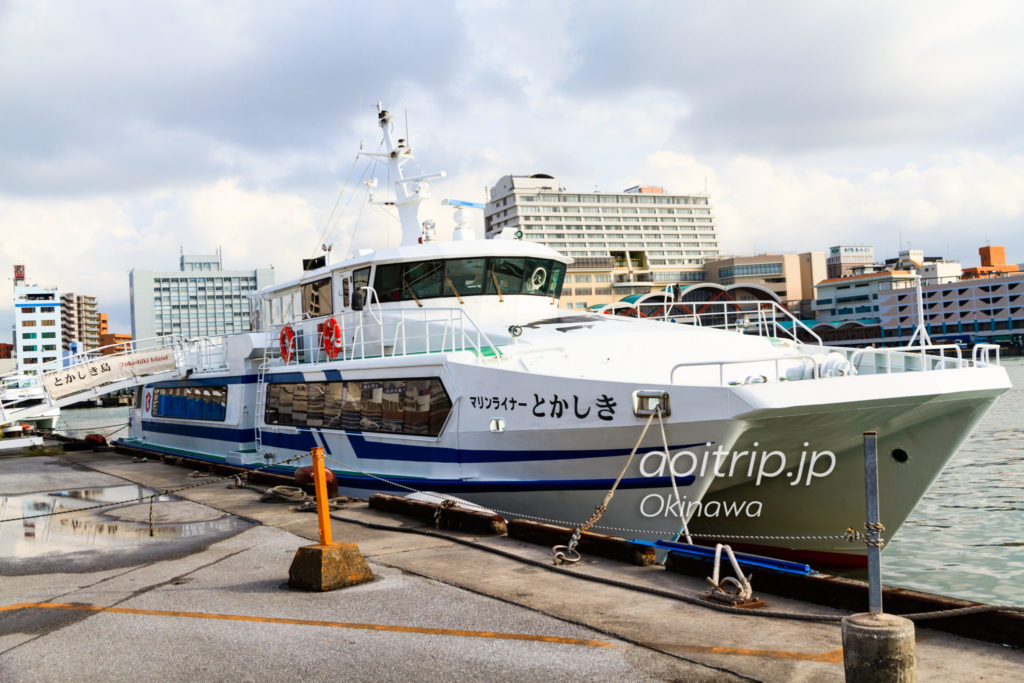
[279,325,295,363]
[322,317,343,359]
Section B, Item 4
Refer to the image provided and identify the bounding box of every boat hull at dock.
[121,358,744,540]
[686,367,1009,566]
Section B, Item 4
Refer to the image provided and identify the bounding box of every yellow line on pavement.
[674,643,844,663]
[0,602,619,649]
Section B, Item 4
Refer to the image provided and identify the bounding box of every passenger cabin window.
[373,257,565,303]
[153,386,228,421]
[264,377,452,437]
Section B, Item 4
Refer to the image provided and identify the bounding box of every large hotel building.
[484,174,720,309]
[130,252,274,340]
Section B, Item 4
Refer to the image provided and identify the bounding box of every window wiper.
[445,277,464,304]
[489,272,504,303]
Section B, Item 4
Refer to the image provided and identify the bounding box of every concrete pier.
[2,450,1022,681]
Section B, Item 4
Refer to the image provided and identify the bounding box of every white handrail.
[669,354,820,386]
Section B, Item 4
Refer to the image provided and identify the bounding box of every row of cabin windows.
[153,386,228,421]
[373,257,566,303]
[264,378,451,437]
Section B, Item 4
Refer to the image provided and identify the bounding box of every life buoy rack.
[322,317,343,359]
[279,325,296,363]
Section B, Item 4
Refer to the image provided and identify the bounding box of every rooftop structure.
[826,245,874,279]
[962,245,1019,280]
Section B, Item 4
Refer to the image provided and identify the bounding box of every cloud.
[4,0,1024,347]
[0,180,325,335]
[0,0,463,196]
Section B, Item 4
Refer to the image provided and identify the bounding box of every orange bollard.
[288,447,373,591]
[311,447,332,546]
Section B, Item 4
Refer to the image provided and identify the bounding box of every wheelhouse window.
[301,278,333,318]
[153,386,228,421]
[264,377,451,437]
[374,257,566,302]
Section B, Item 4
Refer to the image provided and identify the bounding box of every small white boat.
[0,374,59,433]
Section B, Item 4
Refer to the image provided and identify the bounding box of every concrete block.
[288,543,374,591]
[842,612,916,682]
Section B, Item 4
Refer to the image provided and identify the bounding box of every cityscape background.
[4,1,1024,337]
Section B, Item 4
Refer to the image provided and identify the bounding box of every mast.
[360,103,445,246]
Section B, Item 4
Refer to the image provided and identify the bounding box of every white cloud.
[638,149,1024,261]
[5,0,1024,347]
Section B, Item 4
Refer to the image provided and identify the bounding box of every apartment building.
[60,292,100,350]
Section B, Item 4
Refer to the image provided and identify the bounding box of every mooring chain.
[552,503,607,566]
[845,522,887,548]
[553,410,660,566]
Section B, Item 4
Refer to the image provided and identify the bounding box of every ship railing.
[846,344,967,374]
[177,335,230,373]
[669,343,991,387]
[972,343,1001,367]
[613,299,822,345]
[267,305,501,366]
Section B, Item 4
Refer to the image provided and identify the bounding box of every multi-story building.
[484,175,719,309]
[704,252,826,316]
[826,245,875,279]
[878,270,1024,342]
[12,266,62,375]
[60,292,100,350]
[129,252,274,340]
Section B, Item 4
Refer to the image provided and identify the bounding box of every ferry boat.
[115,105,1010,565]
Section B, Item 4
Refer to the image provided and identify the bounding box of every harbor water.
[58,363,1024,606]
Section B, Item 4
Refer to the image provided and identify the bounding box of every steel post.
[863,431,882,614]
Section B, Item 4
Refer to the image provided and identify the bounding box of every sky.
[3,0,1024,337]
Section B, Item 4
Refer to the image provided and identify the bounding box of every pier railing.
[265,305,501,367]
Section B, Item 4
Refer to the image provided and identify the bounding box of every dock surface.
[2,450,1022,681]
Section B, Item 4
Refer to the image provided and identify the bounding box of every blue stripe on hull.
[119,440,695,491]
[141,420,708,466]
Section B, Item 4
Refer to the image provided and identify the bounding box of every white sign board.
[44,349,177,400]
